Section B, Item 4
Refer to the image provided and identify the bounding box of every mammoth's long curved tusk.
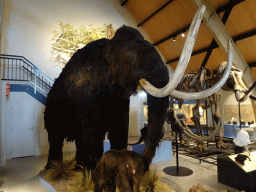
[179,116,223,142]
[235,81,256,102]
[139,5,206,97]
[169,39,233,100]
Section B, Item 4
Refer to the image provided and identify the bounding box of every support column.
[0,0,4,53]
[0,0,5,167]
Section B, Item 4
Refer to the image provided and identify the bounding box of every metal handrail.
[0,54,54,82]
[0,54,54,94]
[22,66,52,89]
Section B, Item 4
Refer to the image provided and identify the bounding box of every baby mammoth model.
[94,149,145,192]
[44,6,229,173]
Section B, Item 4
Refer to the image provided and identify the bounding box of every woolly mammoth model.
[44,5,231,172]
[44,26,169,171]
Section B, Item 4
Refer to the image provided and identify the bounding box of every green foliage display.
[80,167,95,192]
[50,22,115,67]
[48,159,76,181]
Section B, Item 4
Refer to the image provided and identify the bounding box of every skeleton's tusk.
[139,5,206,97]
[235,72,248,92]
[169,40,233,100]
[179,116,223,142]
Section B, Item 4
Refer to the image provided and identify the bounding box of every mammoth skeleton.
[166,62,256,146]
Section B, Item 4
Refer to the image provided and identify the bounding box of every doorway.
[10,92,35,158]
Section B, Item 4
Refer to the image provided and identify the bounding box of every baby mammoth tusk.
[139,5,206,97]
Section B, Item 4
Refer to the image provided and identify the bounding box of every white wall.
[205,89,255,134]
[0,0,4,166]
[219,89,254,123]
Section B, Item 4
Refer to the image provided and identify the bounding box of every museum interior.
[1,0,256,191]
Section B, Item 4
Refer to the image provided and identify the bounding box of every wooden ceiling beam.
[121,0,129,6]
[153,24,189,46]
[191,0,255,85]
[249,62,256,68]
[137,0,174,27]
[200,0,235,69]
[166,28,256,64]
[215,0,245,13]
[154,0,244,46]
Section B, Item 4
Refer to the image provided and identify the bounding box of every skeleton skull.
[218,62,247,92]
[166,108,186,132]
[217,62,256,102]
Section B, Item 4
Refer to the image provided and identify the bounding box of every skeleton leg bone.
[191,100,208,152]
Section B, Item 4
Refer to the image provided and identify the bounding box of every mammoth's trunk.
[142,94,168,170]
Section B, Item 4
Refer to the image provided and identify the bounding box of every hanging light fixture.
[173,37,176,41]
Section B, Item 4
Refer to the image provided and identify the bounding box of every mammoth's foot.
[215,136,228,148]
[196,141,208,153]
[180,137,190,145]
[45,159,62,171]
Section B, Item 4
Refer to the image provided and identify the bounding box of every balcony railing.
[0,54,54,94]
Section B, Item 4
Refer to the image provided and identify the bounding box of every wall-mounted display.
[50,23,116,67]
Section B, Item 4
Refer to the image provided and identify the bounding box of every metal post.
[176,132,179,172]
[239,102,241,130]
[34,68,37,94]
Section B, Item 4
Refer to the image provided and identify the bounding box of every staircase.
[0,54,54,104]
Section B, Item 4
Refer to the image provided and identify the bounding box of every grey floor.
[0,136,239,192]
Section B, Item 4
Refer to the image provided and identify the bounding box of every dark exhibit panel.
[217,154,256,192]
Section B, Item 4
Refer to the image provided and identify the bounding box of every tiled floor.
[0,136,239,192]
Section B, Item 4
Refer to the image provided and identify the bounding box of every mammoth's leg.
[75,122,105,170]
[44,101,66,170]
[213,93,227,148]
[142,94,169,170]
[191,100,203,136]
[75,99,105,171]
[191,100,207,152]
[46,131,64,169]
[178,99,184,109]
[108,98,130,150]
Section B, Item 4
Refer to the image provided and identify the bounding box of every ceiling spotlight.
[181,33,185,37]
[173,37,176,41]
